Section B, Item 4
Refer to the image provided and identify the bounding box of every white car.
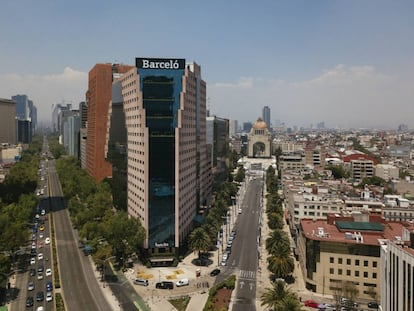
[46,292,53,302]
[238,208,242,214]
[38,253,43,260]
[37,306,45,311]
[30,257,36,265]
[45,237,50,245]
[45,268,52,276]
[176,278,189,287]
[39,232,44,239]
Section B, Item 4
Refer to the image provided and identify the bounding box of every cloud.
[0,67,87,123]
[209,64,414,129]
[212,77,254,89]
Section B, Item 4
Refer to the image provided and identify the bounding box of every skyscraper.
[85,63,133,183]
[262,105,271,130]
[118,57,212,257]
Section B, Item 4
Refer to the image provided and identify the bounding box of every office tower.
[85,63,133,183]
[119,57,212,256]
[229,119,238,137]
[12,94,36,143]
[0,98,17,144]
[262,105,271,130]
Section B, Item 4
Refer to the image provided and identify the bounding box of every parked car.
[304,299,319,308]
[155,281,174,289]
[133,278,149,286]
[46,281,53,292]
[176,278,189,287]
[210,268,221,276]
[45,268,52,276]
[368,302,379,309]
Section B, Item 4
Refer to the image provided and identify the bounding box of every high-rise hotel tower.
[118,58,212,256]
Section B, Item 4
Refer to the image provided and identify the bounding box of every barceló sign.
[136,58,185,70]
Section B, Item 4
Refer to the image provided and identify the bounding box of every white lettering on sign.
[155,242,169,247]
[142,59,180,69]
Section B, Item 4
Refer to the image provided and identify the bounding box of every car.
[221,259,227,266]
[39,232,44,239]
[210,268,220,276]
[133,278,149,286]
[46,281,53,292]
[36,291,44,302]
[155,281,174,289]
[38,253,43,260]
[318,303,335,309]
[46,292,53,302]
[368,302,379,309]
[31,241,37,249]
[27,281,35,291]
[30,257,36,265]
[304,299,319,308]
[176,278,189,287]
[45,268,52,276]
[39,225,45,231]
[41,209,46,216]
[36,306,44,311]
[45,237,50,244]
[37,271,43,280]
[30,268,36,277]
[238,208,242,214]
[31,248,37,256]
[26,296,34,307]
[38,265,44,272]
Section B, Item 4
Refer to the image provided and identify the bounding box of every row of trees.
[261,166,302,311]
[188,167,244,261]
[54,154,145,268]
[0,136,42,282]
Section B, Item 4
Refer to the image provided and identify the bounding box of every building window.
[330,257,334,264]
[346,270,351,276]
[347,259,351,265]
[355,271,360,277]
[338,258,343,264]
[373,261,377,268]
[355,259,360,266]
[338,269,343,275]
[364,272,368,278]
[373,272,377,279]
[330,268,334,274]
[364,260,368,267]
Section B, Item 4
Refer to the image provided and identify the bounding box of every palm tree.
[188,227,211,259]
[267,253,295,278]
[261,280,299,311]
[265,229,290,256]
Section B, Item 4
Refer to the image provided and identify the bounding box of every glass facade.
[138,66,184,249]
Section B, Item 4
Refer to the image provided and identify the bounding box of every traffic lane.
[231,179,262,311]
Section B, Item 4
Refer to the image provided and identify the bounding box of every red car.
[304,299,319,308]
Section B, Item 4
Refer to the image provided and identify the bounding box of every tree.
[188,227,211,259]
[267,254,295,278]
[327,164,349,179]
[266,230,291,256]
[261,280,301,311]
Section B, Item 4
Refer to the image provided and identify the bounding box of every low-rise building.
[298,217,413,301]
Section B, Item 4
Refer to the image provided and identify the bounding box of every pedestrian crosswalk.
[239,270,256,280]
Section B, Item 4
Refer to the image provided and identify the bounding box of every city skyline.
[1,1,413,129]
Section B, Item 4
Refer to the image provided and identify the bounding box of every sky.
[1,0,413,129]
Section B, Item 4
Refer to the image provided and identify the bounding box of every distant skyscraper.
[262,105,271,130]
[0,98,17,144]
[243,122,252,133]
[85,63,133,183]
[12,94,36,143]
[116,57,212,255]
[229,119,238,137]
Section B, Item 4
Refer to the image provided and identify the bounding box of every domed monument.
[247,118,272,158]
